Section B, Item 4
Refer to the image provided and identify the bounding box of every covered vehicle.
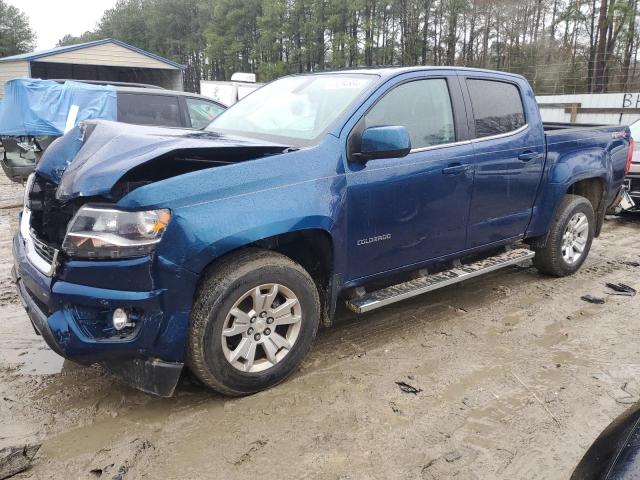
[0,78,116,181]
[12,67,633,397]
[0,78,225,181]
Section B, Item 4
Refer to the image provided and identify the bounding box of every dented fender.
[118,137,348,275]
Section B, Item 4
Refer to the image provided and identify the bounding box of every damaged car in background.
[13,67,634,396]
[0,78,226,182]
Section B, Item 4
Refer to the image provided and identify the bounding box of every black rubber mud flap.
[101,358,184,397]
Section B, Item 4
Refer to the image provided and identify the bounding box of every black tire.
[187,248,320,396]
[533,194,595,277]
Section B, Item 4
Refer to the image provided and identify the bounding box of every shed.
[0,38,185,97]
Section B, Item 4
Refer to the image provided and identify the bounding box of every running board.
[346,249,535,313]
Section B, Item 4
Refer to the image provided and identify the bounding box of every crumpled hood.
[36,120,289,200]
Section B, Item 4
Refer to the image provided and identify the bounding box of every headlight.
[62,206,171,259]
[23,173,35,209]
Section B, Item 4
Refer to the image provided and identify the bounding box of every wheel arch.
[195,227,337,327]
[527,175,606,249]
[565,176,605,236]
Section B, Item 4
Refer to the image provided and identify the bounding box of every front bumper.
[12,230,199,396]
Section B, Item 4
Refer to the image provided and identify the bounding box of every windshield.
[206,74,376,145]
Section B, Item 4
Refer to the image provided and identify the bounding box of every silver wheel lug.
[267,317,274,324]
[264,328,271,335]
[259,311,267,318]
[254,333,261,341]
[250,317,256,323]
[247,327,254,335]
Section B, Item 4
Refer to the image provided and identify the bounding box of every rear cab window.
[117,93,182,127]
[466,79,526,138]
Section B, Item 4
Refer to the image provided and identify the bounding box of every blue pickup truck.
[12,67,633,396]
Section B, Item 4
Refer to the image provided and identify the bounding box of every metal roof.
[0,38,186,70]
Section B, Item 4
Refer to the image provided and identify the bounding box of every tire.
[187,248,320,396]
[533,194,595,277]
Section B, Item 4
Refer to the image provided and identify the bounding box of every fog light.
[112,308,134,330]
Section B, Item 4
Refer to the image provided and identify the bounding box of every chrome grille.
[28,174,74,247]
[31,234,57,265]
[20,208,59,276]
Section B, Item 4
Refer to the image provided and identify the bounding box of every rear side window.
[467,79,525,138]
[364,78,455,150]
[117,93,182,127]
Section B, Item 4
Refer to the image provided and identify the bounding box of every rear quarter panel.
[526,126,630,238]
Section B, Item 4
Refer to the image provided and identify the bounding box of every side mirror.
[352,125,411,162]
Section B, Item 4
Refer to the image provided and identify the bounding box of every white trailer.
[200,73,263,106]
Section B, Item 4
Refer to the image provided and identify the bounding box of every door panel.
[346,146,474,280]
[463,78,546,248]
[344,76,474,281]
[467,129,545,247]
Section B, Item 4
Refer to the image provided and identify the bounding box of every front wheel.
[187,249,320,396]
[533,194,595,277]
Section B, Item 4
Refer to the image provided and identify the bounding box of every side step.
[346,248,535,313]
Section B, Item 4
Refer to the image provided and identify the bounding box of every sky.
[9,0,118,51]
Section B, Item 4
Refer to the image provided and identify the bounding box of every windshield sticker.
[327,78,370,90]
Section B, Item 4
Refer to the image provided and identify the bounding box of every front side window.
[467,79,526,138]
[186,98,225,129]
[207,74,375,145]
[117,93,181,127]
[364,78,455,150]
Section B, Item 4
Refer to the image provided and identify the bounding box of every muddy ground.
[1,175,640,480]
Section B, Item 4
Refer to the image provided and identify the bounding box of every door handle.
[518,151,541,162]
[442,163,469,175]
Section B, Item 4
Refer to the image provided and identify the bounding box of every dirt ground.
[1,175,640,480]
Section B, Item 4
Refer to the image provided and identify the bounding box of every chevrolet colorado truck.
[12,67,633,396]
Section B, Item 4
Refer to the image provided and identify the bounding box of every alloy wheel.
[221,283,302,373]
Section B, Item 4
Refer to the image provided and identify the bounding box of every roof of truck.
[314,66,526,80]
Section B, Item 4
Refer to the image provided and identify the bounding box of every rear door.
[462,75,545,248]
[345,73,475,281]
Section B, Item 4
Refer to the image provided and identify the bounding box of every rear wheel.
[533,194,595,277]
[187,249,320,396]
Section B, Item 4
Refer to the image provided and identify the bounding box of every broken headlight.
[62,206,171,259]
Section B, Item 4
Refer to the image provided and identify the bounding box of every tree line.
[0,0,36,58]
[10,0,640,95]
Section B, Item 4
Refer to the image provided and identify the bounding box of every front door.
[345,76,474,281]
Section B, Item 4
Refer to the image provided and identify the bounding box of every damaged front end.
[12,120,291,396]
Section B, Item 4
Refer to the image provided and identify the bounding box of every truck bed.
[541,122,630,218]
[543,121,608,132]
